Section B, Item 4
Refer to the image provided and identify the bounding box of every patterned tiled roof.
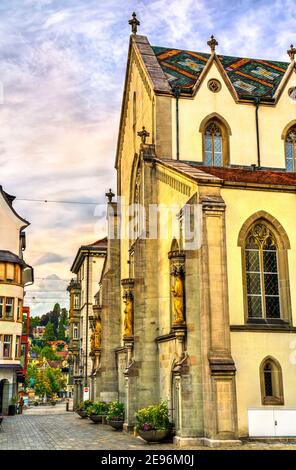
[151,46,289,98]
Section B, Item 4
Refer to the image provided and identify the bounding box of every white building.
[0,186,33,414]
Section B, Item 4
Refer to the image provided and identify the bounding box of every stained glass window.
[204,121,222,166]
[245,223,280,320]
[285,125,296,171]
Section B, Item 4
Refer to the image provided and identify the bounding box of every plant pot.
[89,414,105,424]
[8,405,17,416]
[108,419,124,430]
[77,410,88,418]
[138,429,170,442]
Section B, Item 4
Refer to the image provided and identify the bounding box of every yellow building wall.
[119,52,154,282]
[156,166,196,335]
[231,331,296,436]
[223,186,296,436]
[260,70,296,168]
[175,62,296,168]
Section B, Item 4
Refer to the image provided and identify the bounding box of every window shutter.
[6,263,14,281]
[0,263,5,281]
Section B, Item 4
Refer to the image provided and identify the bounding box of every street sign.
[83,387,89,401]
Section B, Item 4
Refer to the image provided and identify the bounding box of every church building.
[95,14,296,445]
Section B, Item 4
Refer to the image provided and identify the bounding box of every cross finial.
[287,44,296,61]
[207,34,218,53]
[137,126,150,144]
[105,188,115,203]
[129,12,140,35]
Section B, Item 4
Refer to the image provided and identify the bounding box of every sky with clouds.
[1,0,295,315]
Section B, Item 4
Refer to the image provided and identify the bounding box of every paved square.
[0,405,176,450]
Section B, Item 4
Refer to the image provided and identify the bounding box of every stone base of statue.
[172,321,186,329]
[123,336,134,342]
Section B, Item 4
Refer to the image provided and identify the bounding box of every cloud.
[25,273,69,316]
[0,0,294,316]
[34,252,69,266]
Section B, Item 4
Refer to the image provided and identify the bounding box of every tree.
[43,321,56,342]
[57,308,68,340]
[25,363,38,389]
[35,370,47,398]
[29,316,41,336]
[45,368,67,396]
[40,345,59,361]
[40,303,61,335]
[51,303,61,335]
[31,338,45,349]
[30,344,42,356]
[33,367,67,398]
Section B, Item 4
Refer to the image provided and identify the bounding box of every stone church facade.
[95,23,296,445]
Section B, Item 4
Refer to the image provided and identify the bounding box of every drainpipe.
[254,97,261,168]
[85,250,90,386]
[173,87,181,160]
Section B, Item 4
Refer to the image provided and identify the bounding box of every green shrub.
[106,401,124,421]
[89,401,109,415]
[77,399,93,412]
[135,401,170,431]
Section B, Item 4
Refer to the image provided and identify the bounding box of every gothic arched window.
[245,223,280,320]
[260,357,284,405]
[285,125,296,171]
[204,121,223,166]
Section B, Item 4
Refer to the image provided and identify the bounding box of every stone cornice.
[155,332,176,343]
[230,324,296,332]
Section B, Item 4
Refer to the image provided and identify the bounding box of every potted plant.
[8,396,18,416]
[76,400,93,418]
[88,401,109,423]
[107,401,124,430]
[50,396,57,406]
[135,401,172,442]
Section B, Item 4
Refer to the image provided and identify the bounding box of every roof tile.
[151,46,289,98]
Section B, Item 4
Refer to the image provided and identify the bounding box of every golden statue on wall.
[94,319,102,349]
[171,272,185,325]
[123,295,133,338]
[90,330,95,353]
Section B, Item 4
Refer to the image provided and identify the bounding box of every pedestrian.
[18,396,24,415]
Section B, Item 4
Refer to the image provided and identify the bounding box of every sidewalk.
[1,406,296,450]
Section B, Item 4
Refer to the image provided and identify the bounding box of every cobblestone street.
[1,404,296,450]
[0,404,178,451]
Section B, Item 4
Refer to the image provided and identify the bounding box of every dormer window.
[204,121,222,166]
[200,115,231,167]
[285,125,296,171]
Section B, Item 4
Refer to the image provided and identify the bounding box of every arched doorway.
[0,379,4,413]
[0,379,9,414]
